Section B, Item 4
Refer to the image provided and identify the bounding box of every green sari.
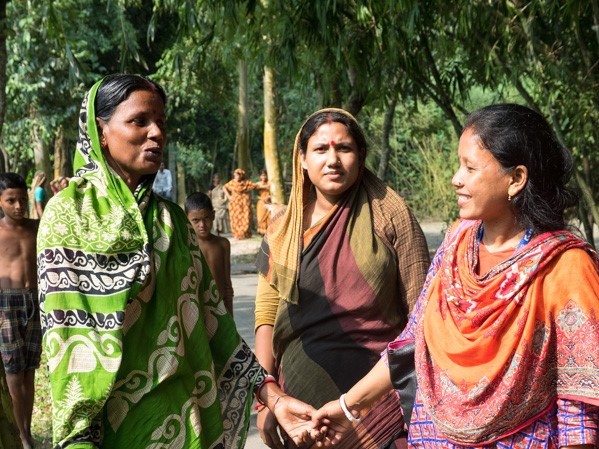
[38,79,264,448]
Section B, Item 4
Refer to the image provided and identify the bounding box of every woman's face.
[259,173,268,182]
[301,122,361,204]
[452,128,514,223]
[98,89,167,190]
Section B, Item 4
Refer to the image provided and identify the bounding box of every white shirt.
[153,168,172,194]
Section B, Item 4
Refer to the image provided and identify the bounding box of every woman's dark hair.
[0,173,27,193]
[464,103,577,232]
[95,74,166,122]
[259,169,268,177]
[185,191,214,214]
[298,110,368,160]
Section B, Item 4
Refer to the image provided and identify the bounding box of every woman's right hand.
[258,407,285,449]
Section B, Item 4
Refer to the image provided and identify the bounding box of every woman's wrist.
[256,374,290,412]
[255,374,278,405]
[339,393,361,423]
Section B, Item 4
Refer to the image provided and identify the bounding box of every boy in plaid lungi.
[0,173,41,449]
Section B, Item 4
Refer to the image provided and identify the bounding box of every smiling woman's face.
[97,89,167,190]
[451,128,514,223]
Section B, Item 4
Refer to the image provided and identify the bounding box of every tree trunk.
[0,0,8,173]
[418,32,463,137]
[575,171,599,245]
[377,95,397,180]
[0,0,7,140]
[53,125,72,178]
[263,66,285,204]
[0,362,23,449]
[176,158,186,208]
[30,107,52,177]
[236,60,250,172]
[344,65,365,116]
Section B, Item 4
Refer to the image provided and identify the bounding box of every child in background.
[185,192,234,316]
[0,173,42,449]
[29,171,46,219]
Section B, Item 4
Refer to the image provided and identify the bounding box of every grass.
[32,352,52,448]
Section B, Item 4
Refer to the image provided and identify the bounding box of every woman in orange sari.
[224,168,256,239]
[313,104,599,448]
[255,169,271,235]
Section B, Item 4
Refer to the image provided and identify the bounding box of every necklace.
[477,225,534,252]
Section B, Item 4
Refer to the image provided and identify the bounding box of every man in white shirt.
[153,162,173,200]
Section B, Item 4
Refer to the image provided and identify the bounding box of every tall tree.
[235,59,250,171]
[263,65,284,203]
[0,0,8,172]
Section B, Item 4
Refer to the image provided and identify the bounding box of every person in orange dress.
[255,169,271,235]
[224,168,256,240]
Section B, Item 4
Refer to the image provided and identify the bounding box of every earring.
[508,193,512,201]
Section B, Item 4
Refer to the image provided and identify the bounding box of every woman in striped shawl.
[254,109,430,449]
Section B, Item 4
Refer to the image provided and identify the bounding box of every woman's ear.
[299,151,308,170]
[508,165,528,197]
[96,118,107,149]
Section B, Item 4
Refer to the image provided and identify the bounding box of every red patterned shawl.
[415,220,599,445]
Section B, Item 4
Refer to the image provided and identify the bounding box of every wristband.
[255,374,278,405]
[339,393,361,423]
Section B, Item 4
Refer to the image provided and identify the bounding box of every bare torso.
[0,218,39,289]
[197,235,234,311]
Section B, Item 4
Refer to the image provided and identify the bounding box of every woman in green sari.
[38,74,319,448]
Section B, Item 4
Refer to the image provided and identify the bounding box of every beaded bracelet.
[255,374,278,406]
[339,393,361,423]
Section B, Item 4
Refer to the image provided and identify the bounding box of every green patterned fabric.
[38,78,264,448]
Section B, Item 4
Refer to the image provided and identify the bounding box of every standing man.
[208,174,229,235]
[153,162,173,200]
[0,173,42,449]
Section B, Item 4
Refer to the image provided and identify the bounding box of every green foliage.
[364,98,458,220]
[1,0,598,231]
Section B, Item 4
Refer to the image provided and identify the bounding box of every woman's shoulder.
[546,245,599,274]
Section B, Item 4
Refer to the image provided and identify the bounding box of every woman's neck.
[480,218,526,253]
[303,193,339,230]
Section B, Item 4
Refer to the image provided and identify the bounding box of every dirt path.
[228,221,447,274]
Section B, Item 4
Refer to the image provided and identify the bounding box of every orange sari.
[255,182,270,235]
[415,220,599,445]
[224,179,256,239]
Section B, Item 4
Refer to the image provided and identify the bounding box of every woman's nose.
[451,169,462,187]
[326,148,340,166]
[148,122,166,141]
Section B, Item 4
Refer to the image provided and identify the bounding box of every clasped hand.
[263,396,353,448]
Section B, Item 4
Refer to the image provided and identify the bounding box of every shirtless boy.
[0,173,41,449]
[185,192,235,316]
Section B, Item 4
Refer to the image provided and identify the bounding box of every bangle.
[339,393,361,423]
[256,374,278,405]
